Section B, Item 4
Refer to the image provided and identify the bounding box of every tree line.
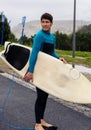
[0,14,91,51]
[54,30,91,51]
[0,14,17,44]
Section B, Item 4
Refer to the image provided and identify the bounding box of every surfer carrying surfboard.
[24,13,67,130]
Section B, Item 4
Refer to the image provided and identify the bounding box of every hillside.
[78,24,91,33]
[11,20,91,39]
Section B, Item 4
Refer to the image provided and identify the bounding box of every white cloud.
[0,0,91,27]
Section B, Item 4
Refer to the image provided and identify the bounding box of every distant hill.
[11,20,91,39]
[78,24,91,33]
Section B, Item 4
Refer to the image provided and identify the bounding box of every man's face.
[41,19,53,32]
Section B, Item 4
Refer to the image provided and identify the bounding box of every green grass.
[56,50,91,67]
[0,45,4,51]
[56,50,91,57]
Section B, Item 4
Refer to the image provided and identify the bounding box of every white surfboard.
[0,41,91,104]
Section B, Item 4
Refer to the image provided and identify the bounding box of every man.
[24,13,67,130]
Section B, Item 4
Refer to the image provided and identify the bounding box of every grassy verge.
[0,45,4,51]
[56,50,91,67]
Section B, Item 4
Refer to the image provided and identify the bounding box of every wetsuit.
[29,29,59,123]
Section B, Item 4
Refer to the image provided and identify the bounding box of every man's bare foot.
[41,119,52,127]
[35,123,44,130]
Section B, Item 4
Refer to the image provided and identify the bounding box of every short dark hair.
[40,13,53,22]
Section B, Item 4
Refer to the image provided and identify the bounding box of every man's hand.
[23,72,33,82]
[59,58,67,64]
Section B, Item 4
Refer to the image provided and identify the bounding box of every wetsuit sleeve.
[52,51,59,59]
[29,34,43,73]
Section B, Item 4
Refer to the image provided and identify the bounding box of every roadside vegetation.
[56,50,91,67]
[0,45,4,51]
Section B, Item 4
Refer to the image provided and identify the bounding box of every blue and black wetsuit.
[29,29,59,73]
[29,29,59,123]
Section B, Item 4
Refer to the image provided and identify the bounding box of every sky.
[0,0,91,27]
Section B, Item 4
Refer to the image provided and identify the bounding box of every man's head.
[40,13,53,23]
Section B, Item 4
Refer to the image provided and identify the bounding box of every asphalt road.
[0,74,91,130]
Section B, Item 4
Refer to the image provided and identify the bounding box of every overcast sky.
[0,0,91,27]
